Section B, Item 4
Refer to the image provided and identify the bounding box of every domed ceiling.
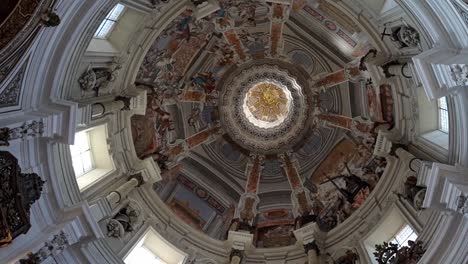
[131,0,392,248]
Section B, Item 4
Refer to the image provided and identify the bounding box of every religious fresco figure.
[191,72,217,94]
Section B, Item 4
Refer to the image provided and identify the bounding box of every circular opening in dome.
[242,81,292,129]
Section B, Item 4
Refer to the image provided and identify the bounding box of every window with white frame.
[70,131,94,177]
[388,224,418,248]
[70,125,115,190]
[124,227,186,264]
[438,97,449,133]
[125,245,167,264]
[94,3,126,39]
[363,207,420,263]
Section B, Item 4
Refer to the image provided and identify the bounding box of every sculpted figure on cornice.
[0,120,44,146]
[18,231,69,264]
[451,64,468,86]
[107,201,143,240]
[78,63,122,97]
[381,25,421,49]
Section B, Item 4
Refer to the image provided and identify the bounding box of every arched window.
[94,3,126,39]
[438,97,449,133]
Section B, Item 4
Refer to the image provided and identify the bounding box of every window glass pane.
[125,246,167,264]
[70,131,94,177]
[438,97,449,133]
[388,224,417,248]
[81,151,94,172]
[94,20,115,39]
[107,4,125,20]
[93,3,125,39]
[438,97,448,110]
[72,157,84,176]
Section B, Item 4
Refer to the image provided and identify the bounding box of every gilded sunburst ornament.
[243,81,292,129]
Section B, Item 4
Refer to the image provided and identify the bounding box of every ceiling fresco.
[131,0,394,248]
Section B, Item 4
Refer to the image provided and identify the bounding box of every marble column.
[268,2,290,57]
[312,64,365,91]
[214,15,248,62]
[279,153,313,219]
[317,113,376,142]
[178,89,217,104]
[164,124,223,161]
[236,155,264,226]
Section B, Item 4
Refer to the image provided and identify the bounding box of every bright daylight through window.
[94,3,126,39]
[388,224,418,248]
[70,130,94,177]
[125,246,167,264]
[438,97,449,133]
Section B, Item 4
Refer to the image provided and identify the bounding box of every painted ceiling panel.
[130,0,393,246]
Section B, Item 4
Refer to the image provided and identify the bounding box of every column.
[178,89,217,104]
[381,62,414,79]
[163,124,222,160]
[91,100,125,118]
[106,174,144,208]
[279,153,314,221]
[293,223,321,264]
[317,113,377,142]
[236,155,264,227]
[312,64,365,91]
[305,242,320,264]
[267,2,290,57]
[292,0,307,11]
[215,16,248,61]
[229,249,244,264]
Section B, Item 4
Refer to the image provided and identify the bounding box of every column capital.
[227,230,254,251]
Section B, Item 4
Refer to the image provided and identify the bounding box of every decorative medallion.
[219,60,311,154]
[244,82,291,128]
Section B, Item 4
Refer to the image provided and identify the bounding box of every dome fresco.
[1,0,467,263]
[130,0,391,247]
